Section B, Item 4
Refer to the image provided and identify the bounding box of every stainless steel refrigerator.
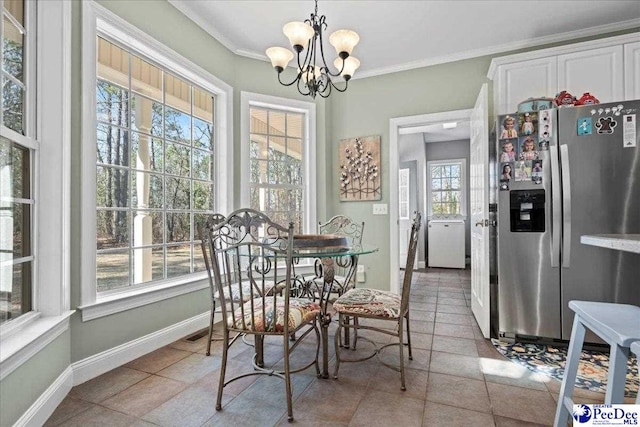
[496,100,640,342]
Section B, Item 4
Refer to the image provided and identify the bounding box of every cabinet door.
[624,41,640,100]
[496,57,557,114]
[557,46,624,103]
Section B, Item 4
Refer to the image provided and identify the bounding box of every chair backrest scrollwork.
[400,212,422,316]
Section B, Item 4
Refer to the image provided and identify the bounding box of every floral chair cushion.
[333,288,401,318]
[227,297,320,332]
[215,280,281,302]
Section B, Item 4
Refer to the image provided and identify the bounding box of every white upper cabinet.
[557,46,623,103]
[624,41,640,100]
[488,33,640,115]
[496,57,557,114]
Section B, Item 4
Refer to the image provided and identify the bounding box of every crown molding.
[170,0,640,81]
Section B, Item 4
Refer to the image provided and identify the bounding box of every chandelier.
[265,0,360,99]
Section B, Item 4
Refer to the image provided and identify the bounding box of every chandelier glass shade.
[265,0,360,99]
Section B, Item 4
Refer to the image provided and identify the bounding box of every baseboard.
[14,366,73,427]
[418,261,426,269]
[71,311,210,386]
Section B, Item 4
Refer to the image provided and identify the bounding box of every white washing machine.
[428,220,465,269]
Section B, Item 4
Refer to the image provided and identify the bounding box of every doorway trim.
[389,108,473,294]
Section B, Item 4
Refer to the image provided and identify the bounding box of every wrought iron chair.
[316,215,365,296]
[205,208,321,422]
[332,212,421,390]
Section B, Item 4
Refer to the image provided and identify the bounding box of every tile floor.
[45,268,612,426]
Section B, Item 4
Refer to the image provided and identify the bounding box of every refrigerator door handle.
[550,144,561,268]
[560,144,571,268]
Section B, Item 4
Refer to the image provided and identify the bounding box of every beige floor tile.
[102,375,188,418]
[350,389,424,427]
[480,357,550,391]
[368,366,428,400]
[141,382,219,427]
[433,322,475,339]
[477,338,506,360]
[378,347,431,372]
[124,346,191,373]
[156,353,221,384]
[408,332,433,350]
[437,297,467,306]
[54,405,136,427]
[435,312,474,325]
[426,372,492,414]
[436,304,472,315]
[494,415,550,427]
[410,302,437,312]
[203,394,288,426]
[292,378,367,424]
[429,351,483,380]
[432,335,479,357]
[411,320,435,334]
[423,401,495,427]
[44,396,94,426]
[487,382,556,425]
[69,367,150,403]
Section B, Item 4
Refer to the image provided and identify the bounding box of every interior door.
[470,83,490,338]
[398,167,411,267]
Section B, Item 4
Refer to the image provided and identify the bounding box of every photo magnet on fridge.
[500,162,513,182]
[515,160,532,182]
[531,160,542,184]
[595,116,617,135]
[622,114,637,148]
[577,117,592,136]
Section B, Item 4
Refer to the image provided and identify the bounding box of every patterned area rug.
[492,339,639,398]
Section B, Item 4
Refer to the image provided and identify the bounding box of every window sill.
[78,273,210,322]
[0,310,74,381]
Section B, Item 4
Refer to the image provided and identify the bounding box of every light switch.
[373,204,388,215]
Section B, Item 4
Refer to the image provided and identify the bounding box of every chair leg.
[254,335,264,368]
[405,311,413,360]
[283,329,294,422]
[398,324,406,391]
[352,317,359,351]
[333,314,344,379]
[206,299,216,356]
[216,328,229,411]
[605,344,630,404]
[554,315,586,427]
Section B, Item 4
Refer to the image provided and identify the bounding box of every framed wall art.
[339,135,381,201]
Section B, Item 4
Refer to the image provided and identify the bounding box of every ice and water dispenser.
[509,190,545,232]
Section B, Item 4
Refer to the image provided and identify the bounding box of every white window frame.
[0,0,73,381]
[426,158,467,218]
[398,168,410,220]
[79,1,233,321]
[240,91,316,234]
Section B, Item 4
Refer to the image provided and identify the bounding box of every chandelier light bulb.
[283,21,314,52]
[299,65,322,84]
[329,29,360,58]
[266,47,294,72]
[334,56,360,80]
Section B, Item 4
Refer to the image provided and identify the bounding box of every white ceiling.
[168,0,640,79]
[400,121,471,143]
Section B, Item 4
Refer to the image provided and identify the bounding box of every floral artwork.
[339,135,381,201]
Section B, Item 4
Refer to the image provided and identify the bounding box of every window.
[81,3,232,319]
[398,168,410,220]
[1,0,32,325]
[427,159,466,217]
[241,92,316,234]
[1,0,71,378]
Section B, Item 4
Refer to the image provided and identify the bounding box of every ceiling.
[400,121,471,143]
[168,0,640,79]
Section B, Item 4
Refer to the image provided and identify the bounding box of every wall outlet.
[372,204,388,215]
[356,265,366,282]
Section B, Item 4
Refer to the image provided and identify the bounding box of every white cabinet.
[557,46,624,103]
[489,33,640,115]
[496,57,557,114]
[624,41,640,100]
[428,220,465,269]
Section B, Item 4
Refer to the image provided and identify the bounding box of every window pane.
[250,135,267,159]
[131,94,163,137]
[289,158,302,186]
[165,106,191,144]
[267,161,286,184]
[268,110,285,136]
[97,37,129,88]
[290,189,302,212]
[97,124,130,167]
[165,177,190,210]
[131,132,163,172]
[268,188,289,212]
[97,250,129,292]
[97,80,129,127]
[268,136,286,161]
[165,141,191,177]
[7,202,29,257]
[5,0,24,27]
[451,177,460,189]
[250,159,265,184]
[167,244,191,278]
[131,172,163,209]
[250,108,268,133]
[3,15,23,81]
[130,55,161,101]
[0,137,29,198]
[165,73,190,113]
[193,118,213,151]
[97,210,130,250]
[286,113,303,138]
[451,165,461,177]
[3,73,24,133]
[0,261,31,323]
[432,203,444,215]
[442,178,451,189]
[166,213,190,243]
[193,86,214,123]
[287,138,302,158]
[431,179,441,190]
[249,187,262,211]
[97,166,130,208]
[193,181,213,211]
[132,210,163,245]
[193,243,206,272]
[131,246,164,285]
[192,149,212,181]
[431,167,441,179]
